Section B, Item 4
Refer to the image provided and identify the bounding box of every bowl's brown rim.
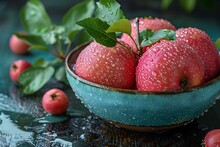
[65,42,220,95]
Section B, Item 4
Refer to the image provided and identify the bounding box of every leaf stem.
[65,43,72,57]
[135,17,142,55]
[48,50,65,61]
[128,35,140,56]
[116,40,138,57]
[57,39,64,56]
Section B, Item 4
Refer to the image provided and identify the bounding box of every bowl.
[65,42,220,132]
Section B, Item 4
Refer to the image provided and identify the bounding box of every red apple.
[204,129,220,147]
[136,40,205,91]
[10,59,31,82]
[42,88,69,115]
[176,27,220,82]
[9,33,29,55]
[75,40,137,89]
[121,17,176,53]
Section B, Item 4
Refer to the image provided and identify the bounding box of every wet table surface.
[1,1,220,146]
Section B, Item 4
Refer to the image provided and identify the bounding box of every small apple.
[204,129,220,147]
[136,40,205,91]
[42,88,69,115]
[10,59,31,82]
[9,33,30,55]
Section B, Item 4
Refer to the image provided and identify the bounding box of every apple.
[75,41,137,89]
[136,40,205,91]
[176,27,220,82]
[42,88,69,115]
[9,33,29,55]
[121,17,176,53]
[204,129,220,147]
[10,59,31,82]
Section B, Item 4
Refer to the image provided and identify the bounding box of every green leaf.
[95,0,125,25]
[77,30,94,45]
[77,18,116,47]
[15,33,48,51]
[62,0,95,41]
[18,66,55,94]
[55,66,69,85]
[215,38,220,50]
[161,0,174,10]
[180,0,197,13]
[33,58,50,68]
[139,29,154,43]
[106,19,131,35]
[41,25,68,45]
[20,0,51,34]
[141,29,176,47]
[34,114,69,124]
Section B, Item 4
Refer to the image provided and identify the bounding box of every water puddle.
[0,111,34,146]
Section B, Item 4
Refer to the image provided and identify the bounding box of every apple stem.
[180,78,188,88]
[135,17,142,56]
[51,93,58,100]
[12,64,18,71]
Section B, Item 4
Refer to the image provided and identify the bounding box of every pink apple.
[204,129,220,147]
[9,33,29,55]
[42,88,69,115]
[75,41,137,89]
[136,40,205,91]
[176,27,220,82]
[10,59,31,82]
[121,17,176,53]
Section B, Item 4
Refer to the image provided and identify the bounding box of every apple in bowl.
[65,37,220,132]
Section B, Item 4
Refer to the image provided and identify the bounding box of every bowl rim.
[65,42,220,95]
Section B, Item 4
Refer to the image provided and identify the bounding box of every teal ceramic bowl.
[65,42,220,132]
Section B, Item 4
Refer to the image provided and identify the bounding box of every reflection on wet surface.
[0,88,215,146]
[0,112,34,146]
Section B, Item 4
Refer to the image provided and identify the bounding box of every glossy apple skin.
[75,41,137,89]
[136,40,205,91]
[204,129,220,147]
[176,27,220,82]
[42,88,69,115]
[10,59,31,82]
[9,33,29,55]
[65,43,220,128]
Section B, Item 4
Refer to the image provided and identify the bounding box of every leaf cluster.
[17,0,176,94]
[17,0,95,94]
[77,0,176,55]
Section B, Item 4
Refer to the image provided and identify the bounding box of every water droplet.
[152,71,157,76]
[80,134,86,140]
